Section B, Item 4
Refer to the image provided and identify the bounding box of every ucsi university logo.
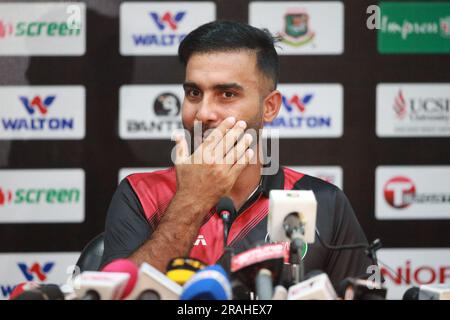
[18,262,55,282]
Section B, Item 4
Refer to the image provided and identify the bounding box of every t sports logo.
[384,176,416,209]
[17,262,55,282]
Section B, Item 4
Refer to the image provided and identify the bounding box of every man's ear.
[263,90,282,123]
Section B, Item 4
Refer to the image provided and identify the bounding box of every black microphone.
[12,284,65,300]
[403,287,420,300]
[337,276,387,300]
[217,197,236,276]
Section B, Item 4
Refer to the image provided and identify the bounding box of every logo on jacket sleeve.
[194,235,207,246]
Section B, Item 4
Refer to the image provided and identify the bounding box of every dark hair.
[178,20,279,90]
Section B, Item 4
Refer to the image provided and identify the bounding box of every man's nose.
[195,95,219,124]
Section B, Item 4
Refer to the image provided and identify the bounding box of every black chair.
[75,233,105,273]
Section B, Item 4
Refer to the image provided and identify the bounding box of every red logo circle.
[384,176,416,209]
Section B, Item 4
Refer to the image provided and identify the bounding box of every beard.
[183,106,264,155]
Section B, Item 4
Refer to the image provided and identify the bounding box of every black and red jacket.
[101,166,373,285]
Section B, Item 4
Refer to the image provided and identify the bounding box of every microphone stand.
[284,212,306,284]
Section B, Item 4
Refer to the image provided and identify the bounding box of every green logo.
[378,2,450,53]
[279,11,315,47]
[13,188,80,204]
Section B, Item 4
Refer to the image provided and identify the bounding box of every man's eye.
[222,91,235,98]
[187,89,201,98]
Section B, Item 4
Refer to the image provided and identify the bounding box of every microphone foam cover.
[101,259,138,298]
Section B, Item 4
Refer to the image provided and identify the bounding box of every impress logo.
[18,262,54,282]
[150,11,186,31]
[0,3,86,56]
[378,2,450,53]
[120,2,215,55]
[0,86,85,140]
[263,84,342,138]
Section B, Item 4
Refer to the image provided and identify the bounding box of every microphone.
[287,270,337,300]
[256,268,273,300]
[9,282,39,300]
[268,190,317,283]
[11,283,66,300]
[72,271,131,300]
[181,265,232,300]
[272,285,288,300]
[216,197,236,275]
[101,259,139,299]
[125,262,182,300]
[268,190,317,244]
[231,243,286,298]
[403,285,450,300]
[337,276,387,300]
[403,287,420,300]
[166,257,206,286]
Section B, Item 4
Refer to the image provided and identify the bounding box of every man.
[101,21,373,286]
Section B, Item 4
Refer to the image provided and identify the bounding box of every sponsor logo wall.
[0,0,449,300]
[288,166,343,190]
[265,84,343,138]
[120,1,216,55]
[378,249,450,300]
[0,86,85,140]
[119,85,183,139]
[249,1,344,55]
[376,166,450,220]
[377,2,450,54]
[0,2,86,56]
[376,83,450,137]
[0,252,79,300]
[0,169,85,223]
[118,167,166,183]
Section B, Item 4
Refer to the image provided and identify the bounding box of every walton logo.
[266,93,332,129]
[18,262,55,281]
[278,10,315,47]
[149,12,186,31]
[393,90,407,119]
[384,176,416,209]
[19,95,56,115]
[132,11,187,47]
[0,188,13,206]
[1,95,76,131]
[0,20,14,38]
[282,94,313,113]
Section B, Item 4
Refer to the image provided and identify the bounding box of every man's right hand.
[173,116,255,214]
